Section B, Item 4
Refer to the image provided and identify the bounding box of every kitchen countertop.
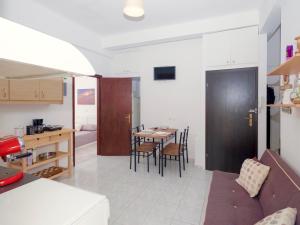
[0,166,38,194]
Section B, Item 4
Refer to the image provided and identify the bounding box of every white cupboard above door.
[204,31,231,67]
[204,26,259,70]
[229,26,258,66]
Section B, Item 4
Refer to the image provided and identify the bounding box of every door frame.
[72,75,102,166]
[205,67,258,171]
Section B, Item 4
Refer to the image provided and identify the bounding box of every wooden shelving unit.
[8,128,74,179]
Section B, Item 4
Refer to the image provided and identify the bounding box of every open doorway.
[132,77,141,129]
[73,76,99,165]
[267,26,281,153]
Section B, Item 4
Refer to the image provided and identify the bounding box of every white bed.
[0,178,110,225]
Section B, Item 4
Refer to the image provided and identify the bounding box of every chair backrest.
[184,126,189,146]
[177,132,184,154]
[129,126,139,151]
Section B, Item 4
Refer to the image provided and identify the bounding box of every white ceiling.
[35,0,262,36]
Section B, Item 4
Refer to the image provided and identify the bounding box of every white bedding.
[0,178,110,225]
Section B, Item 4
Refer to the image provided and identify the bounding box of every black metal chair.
[161,131,185,177]
[129,127,159,172]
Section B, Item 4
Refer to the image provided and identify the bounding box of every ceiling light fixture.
[123,0,144,18]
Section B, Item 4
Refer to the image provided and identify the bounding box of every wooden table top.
[134,128,177,139]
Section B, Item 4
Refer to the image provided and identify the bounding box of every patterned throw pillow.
[236,159,270,197]
[254,207,297,225]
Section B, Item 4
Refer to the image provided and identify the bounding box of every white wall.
[0,77,72,168]
[75,77,97,128]
[112,39,203,161]
[0,0,112,75]
[0,77,72,135]
[280,0,300,175]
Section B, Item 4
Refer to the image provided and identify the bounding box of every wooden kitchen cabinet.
[0,79,9,101]
[5,78,64,104]
[39,78,63,103]
[10,79,40,101]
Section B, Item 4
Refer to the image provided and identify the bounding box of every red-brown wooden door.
[99,78,132,156]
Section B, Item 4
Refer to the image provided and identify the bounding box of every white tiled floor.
[58,143,212,225]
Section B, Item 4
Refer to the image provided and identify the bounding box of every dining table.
[133,127,178,176]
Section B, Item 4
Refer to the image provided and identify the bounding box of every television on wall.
[154,66,176,80]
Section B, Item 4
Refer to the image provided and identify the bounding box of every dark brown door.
[99,78,132,156]
[206,68,258,173]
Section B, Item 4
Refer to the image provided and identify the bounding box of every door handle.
[244,113,253,127]
[249,108,258,114]
[125,114,131,125]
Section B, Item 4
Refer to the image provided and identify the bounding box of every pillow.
[254,207,297,225]
[80,124,97,131]
[75,124,82,131]
[236,159,270,197]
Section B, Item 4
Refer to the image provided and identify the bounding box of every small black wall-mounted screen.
[154,66,176,80]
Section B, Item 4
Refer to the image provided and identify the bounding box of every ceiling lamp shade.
[123,0,144,18]
[0,17,95,76]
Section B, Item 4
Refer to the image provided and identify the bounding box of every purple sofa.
[203,150,300,225]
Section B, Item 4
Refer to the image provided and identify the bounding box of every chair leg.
[182,153,185,171]
[154,150,157,166]
[186,147,189,163]
[164,155,167,167]
[161,154,164,177]
[130,152,132,169]
[147,153,149,172]
[179,155,182,177]
[159,152,161,174]
[138,152,140,164]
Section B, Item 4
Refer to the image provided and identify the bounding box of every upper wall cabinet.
[10,79,40,101]
[3,78,64,104]
[0,79,9,101]
[39,79,63,103]
[204,26,259,69]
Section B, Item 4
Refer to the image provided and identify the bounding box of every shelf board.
[267,103,300,108]
[268,55,300,76]
[31,167,68,180]
[48,168,68,180]
[9,151,68,170]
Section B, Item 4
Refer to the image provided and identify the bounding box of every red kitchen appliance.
[0,136,32,187]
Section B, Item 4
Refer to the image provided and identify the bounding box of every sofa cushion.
[236,159,270,197]
[254,207,297,225]
[204,170,264,225]
[259,150,300,225]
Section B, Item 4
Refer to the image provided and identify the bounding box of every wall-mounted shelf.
[268,36,300,76]
[267,103,300,108]
[268,55,300,76]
